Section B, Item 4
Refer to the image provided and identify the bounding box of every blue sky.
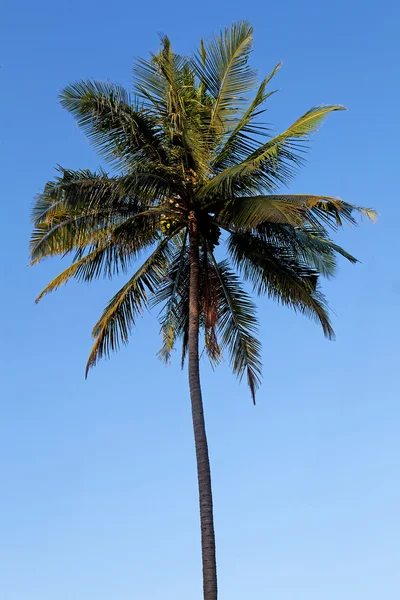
[1,1,399,599]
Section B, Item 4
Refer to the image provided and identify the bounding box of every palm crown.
[30,22,375,403]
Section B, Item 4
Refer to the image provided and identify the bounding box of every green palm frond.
[228,232,334,339]
[134,36,188,115]
[201,247,223,367]
[59,81,168,169]
[267,104,346,144]
[153,242,224,368]
[193,21,258,133]
[35,241,132,302]
[290,228,357,276]
[30,201,162,264]
[30,168,168,264]
[152,230,190,363]
[247,222,359,279]
[134,37,212,177]
[86,228,180,375]
[212,62,282,169]
[31,168,116,224]
[201,105,346,197]
[30,212,113,263]
[207,249,262,403]
[219,194,377,231]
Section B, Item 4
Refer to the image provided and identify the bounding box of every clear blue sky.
[1,1,399,599]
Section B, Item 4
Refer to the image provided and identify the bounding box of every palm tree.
[30,22,375,600]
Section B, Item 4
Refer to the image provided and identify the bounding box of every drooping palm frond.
[35,240,132,302]
[152,231,190,363]
[228,231,334,339]
[287,227,358,277]
[207,249,262,403]
[86,228,181,375]
[201,246,223,367]
[152,233,262,383]
[239,220,359,280]
[153,239,222,368]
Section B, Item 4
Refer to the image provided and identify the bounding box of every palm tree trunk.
[188,217,218,600]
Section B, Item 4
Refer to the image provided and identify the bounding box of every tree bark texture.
[188,219,218,600]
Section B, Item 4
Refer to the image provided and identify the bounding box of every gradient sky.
[1,1,399,599]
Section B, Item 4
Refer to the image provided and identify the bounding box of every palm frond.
[250,222,359,278]
[134,36,188,114]
[201,246,223,367]
[35,241,132,302]
[86,229,180,375]
[201,105,346,197]
[212,62,282,169]
[152,230,190,362]
[207,249,262,403]
[153,241,224,369]
[219,194,377,231]
[30,204,162,265]
[59,81,168,169]
[30,212,113,263]
[134,37,212,177]
[290,228,357,276]
[30,168,168,264]
[193,21,258,133]
[228,232,334,339]
[31,168,116,225]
